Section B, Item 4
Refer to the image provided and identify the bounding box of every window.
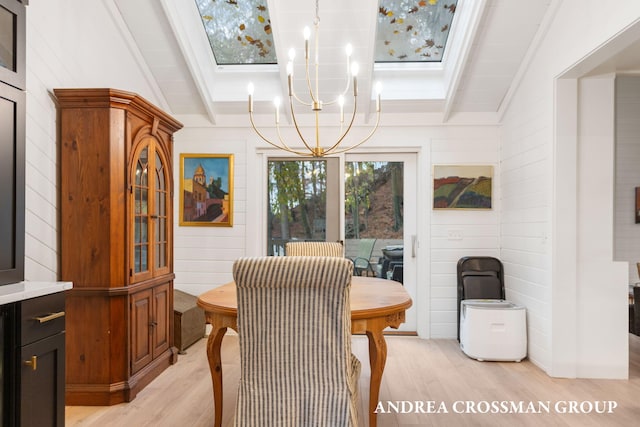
[194,0,276,65]
[375,0,458,63]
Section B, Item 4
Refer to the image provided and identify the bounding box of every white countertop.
[0,281,73,305]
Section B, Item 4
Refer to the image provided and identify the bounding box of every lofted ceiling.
[112,0,552,124]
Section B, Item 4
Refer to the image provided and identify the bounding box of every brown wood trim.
[65,274,175,297]
[124,348,177,401]
[52,88,183,132]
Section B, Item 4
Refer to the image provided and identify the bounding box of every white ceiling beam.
[441,0,488,123]
[159,0,218,124]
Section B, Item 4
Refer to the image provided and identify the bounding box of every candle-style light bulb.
[345,44,353,74]
[274,97,281,124]
[303,26,311,60]
[375,81,382,112]
[351,62,359,97]
[351,62,359,77]
[288,48,296,62]
[247,82,254,112]
[345,44,353,57]
[338,95,345,123]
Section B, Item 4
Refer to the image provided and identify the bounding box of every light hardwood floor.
[66,333,640,426]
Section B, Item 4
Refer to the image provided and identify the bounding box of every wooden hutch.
[55,88,183,405]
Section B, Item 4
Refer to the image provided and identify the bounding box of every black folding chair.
[457,256,505,341]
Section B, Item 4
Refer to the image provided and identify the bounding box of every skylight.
[194,0,276,65]
[375,0,457,63]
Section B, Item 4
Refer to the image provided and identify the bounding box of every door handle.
[411,235,417,258]
[34,311,65,323]
[24,355,37,371]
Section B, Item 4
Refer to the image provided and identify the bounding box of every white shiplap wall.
[24,0,171,281]
[429,137,500,338]
[614,76,640,284]
[171,127,248,296]
[499,0,640,376]
[171,122,501,339]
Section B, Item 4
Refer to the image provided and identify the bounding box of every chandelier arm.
[323,95,359,154]
[304,61,318,104]
[291,88,313,107]
[275,120,295,152]
[249,111,309,156]
[288,96,317,154]
[325,68,352,106]
[328,109,382,155]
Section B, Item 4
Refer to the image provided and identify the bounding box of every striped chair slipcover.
[285,241,345,257]
[233,256,360,427]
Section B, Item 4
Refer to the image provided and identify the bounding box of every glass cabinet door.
[131,137,170,281]
[133,146,150,275]
[0,0,26,89]
[154,151,168,270]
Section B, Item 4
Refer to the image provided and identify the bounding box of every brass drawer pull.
[34,311,66,323]
[24,356,37,371]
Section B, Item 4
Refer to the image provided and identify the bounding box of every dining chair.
[350,238,377,276]
[285,240,344,257]
[233,256,360,427]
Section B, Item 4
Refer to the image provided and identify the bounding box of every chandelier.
[247,0,382,157]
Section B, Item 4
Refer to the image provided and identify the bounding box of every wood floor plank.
[66,334,640,426]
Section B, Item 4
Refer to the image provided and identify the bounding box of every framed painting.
[179,153,234,226]
[433,165,493,210]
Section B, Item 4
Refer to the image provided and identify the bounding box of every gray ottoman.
[174,289,206,354]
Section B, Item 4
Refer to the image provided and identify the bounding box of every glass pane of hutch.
[134,147,149,273]
[155,152,168,269]
[0,5,15,71]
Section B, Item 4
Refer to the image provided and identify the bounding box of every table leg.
[366,328,387,427]
[206,326,228,427]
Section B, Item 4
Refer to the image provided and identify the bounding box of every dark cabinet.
[20,333,65,427]
[0,0,26,91]
[0,0,26,286]
[1,291,66,427]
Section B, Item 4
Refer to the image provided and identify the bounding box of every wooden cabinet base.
[64,283,178,406]
[65,347,178,406]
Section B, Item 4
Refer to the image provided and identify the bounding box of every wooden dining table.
[197,276,412,427]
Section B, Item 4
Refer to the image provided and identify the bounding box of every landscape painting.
[433,165,492,210]
[179,153,234,226]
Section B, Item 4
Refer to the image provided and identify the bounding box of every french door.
[266,152,417,332]
[344,153,417,332]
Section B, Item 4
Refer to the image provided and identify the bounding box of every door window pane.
[267,160,327,255]
[345,161,403,279]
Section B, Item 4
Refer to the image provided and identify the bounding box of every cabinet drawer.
[21,292,66,345]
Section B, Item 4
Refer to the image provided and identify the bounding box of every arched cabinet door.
[129,135,172,284]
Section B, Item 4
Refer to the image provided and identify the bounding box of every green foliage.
[268,160,327,239]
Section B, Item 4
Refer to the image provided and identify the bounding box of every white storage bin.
[460,299,527,362]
